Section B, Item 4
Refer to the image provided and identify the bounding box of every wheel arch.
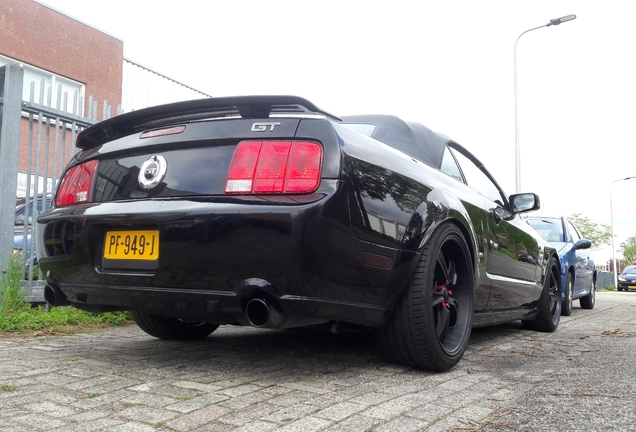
[400,188,479,277]
[380,189,479,316]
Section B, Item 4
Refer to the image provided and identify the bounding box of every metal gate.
[1,61,118,302]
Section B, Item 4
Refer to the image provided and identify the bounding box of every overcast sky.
[40,0,636,264]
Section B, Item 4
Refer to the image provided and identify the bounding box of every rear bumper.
[42,281,389,327]
[37,180,417,327]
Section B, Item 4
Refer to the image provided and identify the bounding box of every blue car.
[527,216,597,315]
[14,195,51,264]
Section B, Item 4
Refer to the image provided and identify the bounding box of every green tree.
[619,235,636,267]
[569,213,613,250]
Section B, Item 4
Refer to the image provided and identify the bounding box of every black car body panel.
[37,96,560,369]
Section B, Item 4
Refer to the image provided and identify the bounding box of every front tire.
[562,272,573,316]
[131,311,219,341]
[524,257,561,332]
[580,278,596,309]
[375,223,474,372]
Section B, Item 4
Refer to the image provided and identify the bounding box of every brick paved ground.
[0,291,634,431]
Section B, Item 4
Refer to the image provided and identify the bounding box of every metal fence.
[0,63,25,287]
[1,61,118,302]
[597,271,614,290]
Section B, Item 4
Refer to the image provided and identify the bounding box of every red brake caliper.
[436,280,452,309]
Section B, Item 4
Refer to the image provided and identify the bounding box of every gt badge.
[139,155,167,190]
[251,122,281,132]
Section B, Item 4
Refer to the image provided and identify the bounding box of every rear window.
[341,123,376,136]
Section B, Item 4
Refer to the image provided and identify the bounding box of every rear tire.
[562,272,573,316]
[525,257,561,332]
[375,223,474,372]
[580,278,596,309]
[131,311,219,340]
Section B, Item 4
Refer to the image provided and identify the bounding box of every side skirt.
[472,309,537,328]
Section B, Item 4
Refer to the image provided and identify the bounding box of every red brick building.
[1,0,123,112]
[1,0,209,196]
[1,0,123,190]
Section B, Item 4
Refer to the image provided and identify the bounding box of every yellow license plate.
[104,230,159,260]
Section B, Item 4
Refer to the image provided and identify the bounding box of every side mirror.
[509,193,541,214]
[574,239,592,250]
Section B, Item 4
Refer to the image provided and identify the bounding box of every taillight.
[55,160,98,207]
[225,141,322,194]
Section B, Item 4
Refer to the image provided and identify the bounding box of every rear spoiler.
[76,95,342,150]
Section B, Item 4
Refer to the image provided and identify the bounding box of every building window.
[0,54,85,116]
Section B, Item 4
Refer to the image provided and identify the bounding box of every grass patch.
[0,383,15,391]
[0,252,27,315]
[1,253,132,336]
[0,304,132,336]
[604,285,616,291]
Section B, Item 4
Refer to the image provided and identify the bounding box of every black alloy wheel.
[375,223,474,371]
[523,257,561,332]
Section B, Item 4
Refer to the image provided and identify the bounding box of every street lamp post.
[514,14,576,193]
[611,176,636,288]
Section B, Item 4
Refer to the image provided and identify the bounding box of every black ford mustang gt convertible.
[37,95,561,371]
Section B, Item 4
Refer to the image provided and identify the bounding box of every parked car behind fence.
[13,195,51,303]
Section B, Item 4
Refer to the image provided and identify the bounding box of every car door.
[566,220,594,296]
[449,145,541,311]
[439,146,491,312]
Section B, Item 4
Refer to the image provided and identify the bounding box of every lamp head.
[549,14,576,26]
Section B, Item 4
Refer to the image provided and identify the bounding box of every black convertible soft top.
[340,115,449,169]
